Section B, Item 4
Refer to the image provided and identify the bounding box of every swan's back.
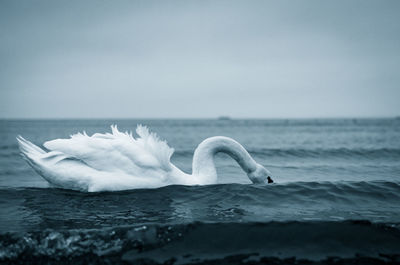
[44,125,174,175]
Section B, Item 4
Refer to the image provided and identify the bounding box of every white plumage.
[44,125,174,175]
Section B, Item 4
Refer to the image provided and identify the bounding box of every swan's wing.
[43,125,175,177]
[17,134,173,192]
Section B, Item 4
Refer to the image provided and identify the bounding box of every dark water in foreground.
[0,119,400,264]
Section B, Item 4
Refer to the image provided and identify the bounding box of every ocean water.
[0,118,400,264]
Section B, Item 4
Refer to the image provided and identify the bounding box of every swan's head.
[248,164,273,184]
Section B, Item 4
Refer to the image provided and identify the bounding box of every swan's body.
[17,125,272,192]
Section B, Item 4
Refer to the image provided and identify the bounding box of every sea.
[0,118,399,264]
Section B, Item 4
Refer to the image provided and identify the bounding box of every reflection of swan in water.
[17,125,273,192]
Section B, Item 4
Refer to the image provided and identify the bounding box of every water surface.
[0,119,399,264]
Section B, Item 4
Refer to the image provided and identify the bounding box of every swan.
[16,125,273,192]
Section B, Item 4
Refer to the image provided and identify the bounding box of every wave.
[0,221,399,264]
[1,181,400,233]
[2,180,400,203]
[173,148,400,160]
[252,147,400,160]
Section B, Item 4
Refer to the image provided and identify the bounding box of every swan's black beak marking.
[267,176,274,184]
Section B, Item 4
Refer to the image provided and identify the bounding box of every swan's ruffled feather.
[43,125,174,175]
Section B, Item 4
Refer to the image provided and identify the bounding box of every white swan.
[17,125,273,192]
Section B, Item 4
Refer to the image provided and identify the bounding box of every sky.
[0,0,399,119]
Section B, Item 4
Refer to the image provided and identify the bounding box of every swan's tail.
[17,136,45,157]
[16,136,92,191]
[16,135,46,168]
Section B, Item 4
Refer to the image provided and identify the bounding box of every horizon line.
[0,116,399,120]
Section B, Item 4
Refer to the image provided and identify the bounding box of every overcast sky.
[1,0,399,118]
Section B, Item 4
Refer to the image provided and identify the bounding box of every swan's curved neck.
[192,136,257,183]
